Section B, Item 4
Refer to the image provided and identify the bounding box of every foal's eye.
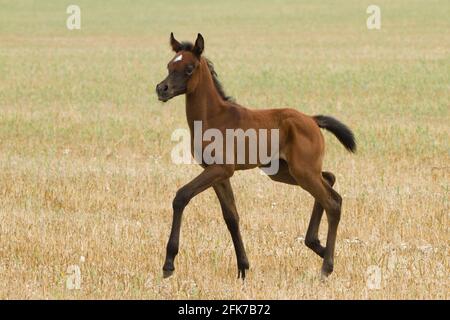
[185,65,194,75]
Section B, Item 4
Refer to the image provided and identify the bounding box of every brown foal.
[156,33,356,279]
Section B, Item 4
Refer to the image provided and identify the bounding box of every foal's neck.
[185,58,225,132]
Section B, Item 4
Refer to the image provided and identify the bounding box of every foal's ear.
[193,33,204,57]
[170,32,182,52]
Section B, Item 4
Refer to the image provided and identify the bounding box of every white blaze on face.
[173,54,183,63]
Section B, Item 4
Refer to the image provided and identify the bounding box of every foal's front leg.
[213,179,249,279]
[163,165,233,278]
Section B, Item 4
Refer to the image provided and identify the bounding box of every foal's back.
[211,101,325,161]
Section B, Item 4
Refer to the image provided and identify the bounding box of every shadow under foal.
[156,33,356,279]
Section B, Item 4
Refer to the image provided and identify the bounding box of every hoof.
[320,271,329,281]
[238,269,246,280]
[237,264,249,280]
[237,260,250,280]
[321,263,333,279]
[163,269,174,278]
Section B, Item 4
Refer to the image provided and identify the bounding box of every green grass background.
[0,1,448,159]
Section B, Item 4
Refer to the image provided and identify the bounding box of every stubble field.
[0,0,448,299]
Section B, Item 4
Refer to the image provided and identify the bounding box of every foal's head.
[156,33,204,102]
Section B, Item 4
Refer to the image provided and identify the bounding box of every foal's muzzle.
[156,82,170,102]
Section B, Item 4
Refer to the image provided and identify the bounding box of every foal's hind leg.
[266,162,335,258]
[321,184,342,277]
[288,167,342,277]
[305,172,336,258]
[213,179,249,279]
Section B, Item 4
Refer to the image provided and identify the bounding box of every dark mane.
[204,58,233,102]
[180,41,233,102]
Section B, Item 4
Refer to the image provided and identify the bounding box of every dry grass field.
[0,0,448,299]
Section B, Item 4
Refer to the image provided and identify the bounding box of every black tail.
[313,115,356,153]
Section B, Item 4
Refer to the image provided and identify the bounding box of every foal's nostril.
[156,84,169,95]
